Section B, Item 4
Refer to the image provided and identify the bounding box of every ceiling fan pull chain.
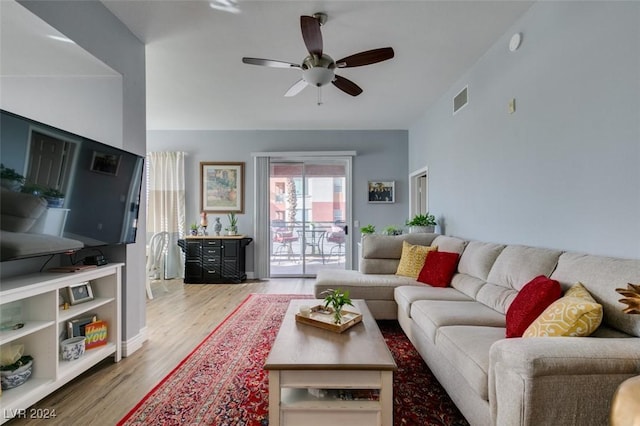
[317,87,323,106]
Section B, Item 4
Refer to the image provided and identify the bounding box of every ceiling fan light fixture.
[302,67,334,87]
[209,0,240,14]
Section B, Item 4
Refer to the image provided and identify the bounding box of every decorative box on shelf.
[295,305,362,333]
[84,320,108,350]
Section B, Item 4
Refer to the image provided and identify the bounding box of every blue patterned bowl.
[1,359,33,390]
[60,336,85,361]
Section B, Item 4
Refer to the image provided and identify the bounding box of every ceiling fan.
[242,12,394,103]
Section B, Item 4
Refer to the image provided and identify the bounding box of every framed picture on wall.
[200,162,245,213]
[368,181,395,203]
[90,151,121,176]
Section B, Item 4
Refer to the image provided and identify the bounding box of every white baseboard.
[121,326,148,357]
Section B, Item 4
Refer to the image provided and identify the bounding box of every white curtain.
[253,156,270,279]
[147,151,186,279]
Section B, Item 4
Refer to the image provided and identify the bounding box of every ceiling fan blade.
[336,47,395,68]
[284,79,308,97]
[300,15,323,57]
[332,75,363,97]
[242,57,300,69]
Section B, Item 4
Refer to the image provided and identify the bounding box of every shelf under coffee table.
[265,300,397,426]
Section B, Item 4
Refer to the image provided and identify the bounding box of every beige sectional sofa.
[314,233,640,426]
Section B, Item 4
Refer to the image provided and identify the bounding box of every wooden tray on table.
[295,305,363,333]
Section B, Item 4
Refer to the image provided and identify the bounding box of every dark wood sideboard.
[178,236,253,284]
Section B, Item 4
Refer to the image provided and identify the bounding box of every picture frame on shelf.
[368,180,395,203]
[67,281,94,305]
[67,314,97,339]
[200,162,245,214]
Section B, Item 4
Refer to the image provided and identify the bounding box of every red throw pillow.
[505,275,562,338]
[417,251,460,287]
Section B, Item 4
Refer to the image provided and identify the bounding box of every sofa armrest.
[489,337,640,426]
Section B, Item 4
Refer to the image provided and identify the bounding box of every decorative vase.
[44,196,64,208]
[1,359,33,390]
[190,229,198,236]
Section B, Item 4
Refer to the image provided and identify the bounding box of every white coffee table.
[265,300,397,426]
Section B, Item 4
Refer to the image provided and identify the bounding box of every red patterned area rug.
[118,294,468,426]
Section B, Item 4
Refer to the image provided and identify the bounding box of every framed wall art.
[368,180,395,203]
[200,162,245,213]
[90,151,121,176]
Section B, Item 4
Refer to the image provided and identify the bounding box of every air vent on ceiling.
[453,86,468,115]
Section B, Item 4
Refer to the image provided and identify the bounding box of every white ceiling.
[0,0,118,77]
[3,0,534,131]
[103,0,533,130]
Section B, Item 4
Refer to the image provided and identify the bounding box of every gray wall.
[409,1,640,259]
[147,129,409,270]
[17,0,147,347]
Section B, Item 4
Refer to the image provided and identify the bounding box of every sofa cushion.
[0,189,48,232]
[450,274,487,299]
[436,325,506,401]
[395,241,437,278]
[361,233,438,259]
[476,245,563,314]
[411,300,506,343]
[550,252,640,337]
[523,283,603,337]
[431,235,468,255]
[395,285,473,318]
[360,233,439,274]
[505,276,562,338]
[417,251,459,287]
[457,241,505,281]
[314,269,419,301]
[0,230,84,261]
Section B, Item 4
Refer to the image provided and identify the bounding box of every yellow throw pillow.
[564,281,596,301]
[523,282,602,337]
[396,241,437,278]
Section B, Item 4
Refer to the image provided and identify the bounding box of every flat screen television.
[0,109,144,262]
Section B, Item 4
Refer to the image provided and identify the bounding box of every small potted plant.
[0,164,25,192]
[406,213,436,233]
[360,224,376,235]
[382,225,403,236]
[226,212,238,236]
[42,187,65,208]
[321,288,354,324]
[189,223,198,236]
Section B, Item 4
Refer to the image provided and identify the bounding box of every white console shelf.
[0,264,122,423]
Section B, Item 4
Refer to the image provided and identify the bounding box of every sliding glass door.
[269,158,350,277]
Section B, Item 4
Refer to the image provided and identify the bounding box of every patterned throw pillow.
[523,282,603,337]
[417,251,460,287]
[505,276,562,338]
[395,241,437,278]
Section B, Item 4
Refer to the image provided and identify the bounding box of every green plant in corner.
[405,213,436,227]
[190,223,198,235]
[360,224,376,235]
[321,288,354,324]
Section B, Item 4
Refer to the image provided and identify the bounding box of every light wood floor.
[7,278,315,425]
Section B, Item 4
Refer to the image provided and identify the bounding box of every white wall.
[16,0,147,352]
[409,1,640,259]
[1,76,122,146]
